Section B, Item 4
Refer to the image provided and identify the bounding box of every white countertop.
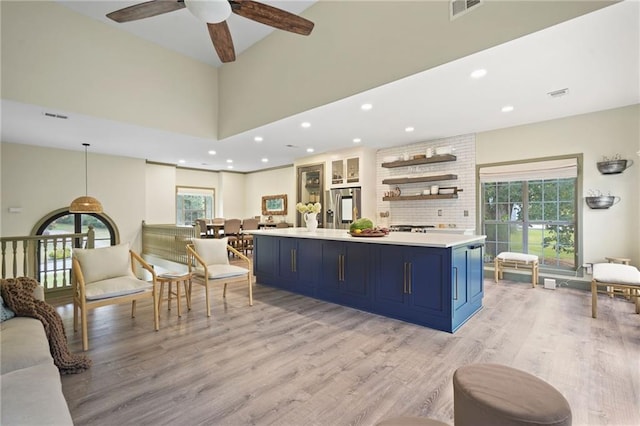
[250,228,485,248]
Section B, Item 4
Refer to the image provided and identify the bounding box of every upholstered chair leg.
[73,301,78,332]
[131,300,136,318]
[153,287,159,331]
[223,282,228,298]
[591,280,598,318]
[205,280,211,317]
[81,307,89,351]
[248,276,253,306]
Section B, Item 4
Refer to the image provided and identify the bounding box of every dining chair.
[223,219,242,251]
[241,218,259,254]
[195,219,213,238]
[212,217,226,238]
[72,243,159,351]
[186,238,253,317]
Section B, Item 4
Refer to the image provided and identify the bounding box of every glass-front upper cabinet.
[331,157,359,186]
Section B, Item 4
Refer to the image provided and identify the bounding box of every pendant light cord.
[83,143,90,196]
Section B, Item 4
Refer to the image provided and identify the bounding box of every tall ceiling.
[1,1,638,172]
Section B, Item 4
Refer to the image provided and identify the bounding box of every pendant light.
[69,143,103,213]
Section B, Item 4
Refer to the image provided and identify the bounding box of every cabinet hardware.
[338,254,345,282]
[403,262,408,294]
[453,266,458,300]
[291,249,297,272]
[407,262,412,294]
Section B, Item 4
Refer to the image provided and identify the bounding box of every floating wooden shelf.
[383,193,459,201]
[382,154,456,168]
[382,174,458,185]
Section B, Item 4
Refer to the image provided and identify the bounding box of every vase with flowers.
[296,202,322,231]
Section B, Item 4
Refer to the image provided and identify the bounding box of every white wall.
[218,172,246,219]
[145,164,176,224]
[244,166,296,223]
[476,104,640,265]
[1,143,146,248]
[1,1,218,139]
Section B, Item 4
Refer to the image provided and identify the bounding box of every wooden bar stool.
[157,272,192,317]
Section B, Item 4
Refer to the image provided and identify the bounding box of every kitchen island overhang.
[250,228,486,333]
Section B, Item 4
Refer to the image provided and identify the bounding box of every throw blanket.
[1,277,91,375]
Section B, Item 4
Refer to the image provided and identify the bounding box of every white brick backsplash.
[376,134,476,229]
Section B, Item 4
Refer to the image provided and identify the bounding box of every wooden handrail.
[0,227,95,293]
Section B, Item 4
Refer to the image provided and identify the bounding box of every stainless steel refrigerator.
[325,187,361,229]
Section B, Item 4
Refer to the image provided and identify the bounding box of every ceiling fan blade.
[106,0,185,23]
[230,0,314,36]
[207,22,236,63]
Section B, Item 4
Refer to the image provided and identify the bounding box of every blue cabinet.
[254,235,321,296]
[373,245,450,331]
[451,243,484,331]
[254,234,483,333]
[318,241,371,309]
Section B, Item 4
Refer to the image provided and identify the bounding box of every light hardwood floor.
[57,274,640,426]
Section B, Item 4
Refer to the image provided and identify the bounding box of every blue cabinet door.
[254,235,276,279]
[373,245,407,316]
[451,243,484,331]
[452,246,469,312]
[319,241,370,308]
[277,238,298,284]
[373,245,449,329]
[294,238,322,295]
[406,247,448,319]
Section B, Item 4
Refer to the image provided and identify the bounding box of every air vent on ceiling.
[548,88,569,98]
[42,112,68,119]
[450,0,483,20]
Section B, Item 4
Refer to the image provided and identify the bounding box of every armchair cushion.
[85,276,151,301]
[193,238,230,266]
[74,243,133,284]
[593,263,640,285]
[194,264,249,280]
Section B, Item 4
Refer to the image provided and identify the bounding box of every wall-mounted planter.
[585,196,620,209]
[597,159,633,174]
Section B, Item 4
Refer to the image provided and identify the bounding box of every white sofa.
[0,284,73,425]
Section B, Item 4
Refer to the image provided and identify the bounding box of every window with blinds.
[479,156,580,271]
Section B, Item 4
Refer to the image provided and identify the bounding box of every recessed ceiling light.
[353,138,361,143]
[361,103,373,111]
[306,148,314,153]
[178,159,186,164]
[208,150,216,155]
[470,69,487,79]
[405,127,414,132]
[261,158,269,163]
[227,165,233,169]
[501,105,514,113]
[254,136,263,142]
[301,122,311,128]
[226,159,233,163]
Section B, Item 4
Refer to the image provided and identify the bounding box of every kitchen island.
[251,228,486,333]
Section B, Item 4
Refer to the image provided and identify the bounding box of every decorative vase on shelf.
[304,212,318,232]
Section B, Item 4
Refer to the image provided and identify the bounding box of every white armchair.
[187,237,252,317]
[72,243,159,351]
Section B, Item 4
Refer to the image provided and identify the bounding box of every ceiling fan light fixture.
[185,0,232,24]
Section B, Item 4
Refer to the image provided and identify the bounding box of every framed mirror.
[262,194,288,215]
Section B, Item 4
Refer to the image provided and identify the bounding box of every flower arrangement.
[296,202,322,214]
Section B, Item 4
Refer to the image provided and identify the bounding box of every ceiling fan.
[106,0,314,63]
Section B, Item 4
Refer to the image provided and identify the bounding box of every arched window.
[31,208,119,294]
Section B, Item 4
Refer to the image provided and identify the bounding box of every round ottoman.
[453,364,572,426]
[376,416,449,426]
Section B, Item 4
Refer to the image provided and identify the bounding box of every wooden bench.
[494,252,539,287]
[591,263,640,318]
